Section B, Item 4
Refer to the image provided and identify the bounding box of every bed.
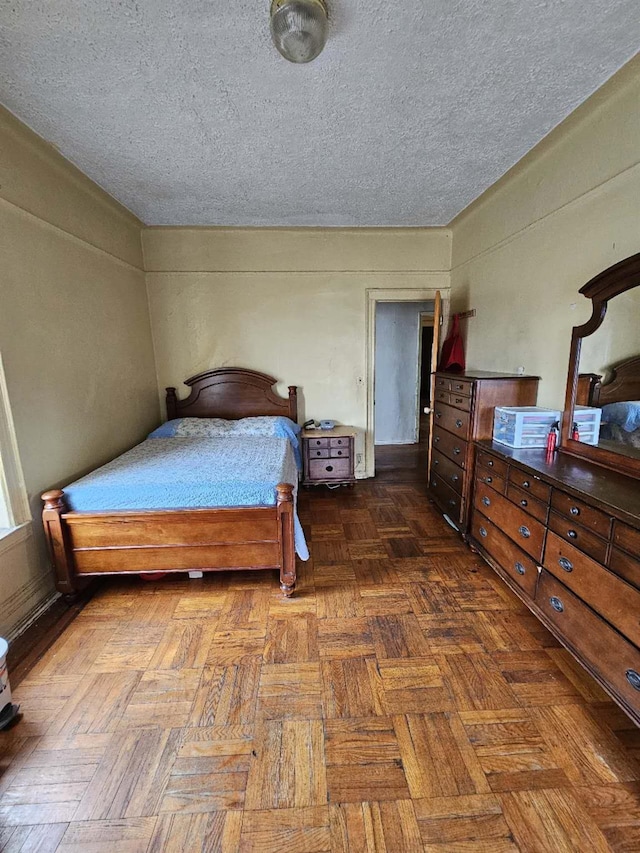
[577,356,640,456]
[42,368,304,598]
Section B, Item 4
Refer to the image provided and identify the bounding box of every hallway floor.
[1,474,639,851]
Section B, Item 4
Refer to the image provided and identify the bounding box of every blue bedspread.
[64,436,309,560]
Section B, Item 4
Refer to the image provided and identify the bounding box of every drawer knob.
[451,474,459,483]
[567,529,578,539]
[434,436,440,443]
[431,479,437,487]
[316,440,322,445]
[453,447,461,455]
[479,526,487,538]
[435,412,442,419]
[337,439,343,444]
[316,450,322,456]
[337,450,342,456]
[434,459,439,466]
[558,557,573,573]
[448,499,456,507]
[326,465,333,472]
[522,480,531,488]
[484,476,493,484]
[487,460,494,467]
[626,669,640,691]
[518,525,531,539]
[456,384,463,390]
[570,506,580,516]
[514,561,526,576]
[455,397,463,404]
[455,419,463,428]
[482,496,491,507]
[520,499,528,507]
[550,596,564,613]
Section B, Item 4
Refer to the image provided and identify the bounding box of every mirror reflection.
[575,286,640,460]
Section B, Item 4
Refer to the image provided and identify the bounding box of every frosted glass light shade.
[270,0,328,63]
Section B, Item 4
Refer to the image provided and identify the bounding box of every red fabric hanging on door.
[437,313,466,372]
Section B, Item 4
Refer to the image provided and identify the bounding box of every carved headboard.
[578,356,640,407]
[166,368,298,422]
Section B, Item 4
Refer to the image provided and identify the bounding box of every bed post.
[166,387,178,420]
[276,483,296,597]
[288,386,298,424]
[42,490,77,599]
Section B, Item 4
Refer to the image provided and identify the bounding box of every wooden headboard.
[166,368,298,422]
[578,356,640,407]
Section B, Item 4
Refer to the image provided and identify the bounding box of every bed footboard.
[42,484,297,597]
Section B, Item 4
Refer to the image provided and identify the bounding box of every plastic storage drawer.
[493,406,561,448]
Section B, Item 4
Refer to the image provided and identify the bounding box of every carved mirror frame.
[561,251,640,480]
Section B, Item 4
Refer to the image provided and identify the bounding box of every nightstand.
[302,426,357,487]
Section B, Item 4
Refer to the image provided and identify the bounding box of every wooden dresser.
[469,441,640,725]
[428,371,539,532]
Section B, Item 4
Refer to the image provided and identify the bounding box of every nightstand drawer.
[309,458,352,480]
[309,447,329,459]
[308,437,330,449]
[329,446,349,459]
[330,436,350,448]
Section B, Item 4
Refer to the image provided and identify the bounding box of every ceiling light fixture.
[270,0,328,64]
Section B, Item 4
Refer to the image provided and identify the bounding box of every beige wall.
[143,228,451,476]
[0,107,159,638]
[450,56,640,409]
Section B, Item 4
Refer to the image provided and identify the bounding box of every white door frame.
[365,285,450,478]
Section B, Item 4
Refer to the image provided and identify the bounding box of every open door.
[426,291,443,483]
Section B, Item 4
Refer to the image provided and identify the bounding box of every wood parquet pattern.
[1,470,639,852]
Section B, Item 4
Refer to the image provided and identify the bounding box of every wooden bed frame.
[42,368,300,599]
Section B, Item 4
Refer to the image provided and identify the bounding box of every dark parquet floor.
[0,445,639,852]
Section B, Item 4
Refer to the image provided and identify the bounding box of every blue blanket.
[63,436,309,560]
[601,401,640,433]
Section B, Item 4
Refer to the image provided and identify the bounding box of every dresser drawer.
[476,463,506,495]
[551,490,612,538]
[609,549,640,591]
[473,483,546,562]
[449,378,473,397]
[308,458,352,480]
[472,511,539,599]
[431,449,464,495]
[434,389,451,405]
[507,467,551,503]
[548,511,608,564]
[614,521,640,557]
[449,391,472,412]
[432,427,467,468]
[536,570,640,717]
[507,483,548,524]
[543,531,640,646]
[476,450,508,479]
[433,403,470,437]
[430,472,463,523]
[434,375,473,397]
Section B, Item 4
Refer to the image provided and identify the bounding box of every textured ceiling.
[1,1,638,226]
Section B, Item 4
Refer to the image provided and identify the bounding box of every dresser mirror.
[561,252,640,479]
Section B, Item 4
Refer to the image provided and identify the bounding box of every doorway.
[365,286,449,478]
[374,301,434,448]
